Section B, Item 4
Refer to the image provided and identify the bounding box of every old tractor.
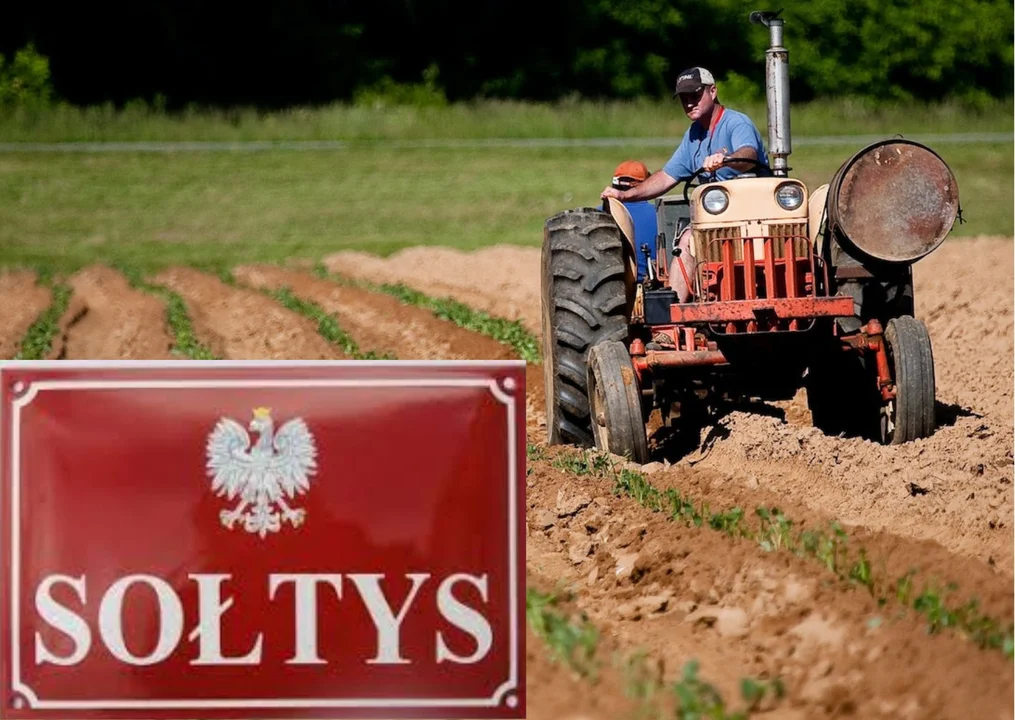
[540,10,960,463]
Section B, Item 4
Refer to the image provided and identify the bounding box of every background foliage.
[1,1,1010,110]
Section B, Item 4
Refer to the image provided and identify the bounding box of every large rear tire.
[587,341,649,463]
[881,316,935,444]
[541,209,629,447]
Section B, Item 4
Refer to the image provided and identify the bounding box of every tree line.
[1,0,1011,109]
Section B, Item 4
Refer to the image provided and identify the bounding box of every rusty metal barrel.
[826,139,959,264]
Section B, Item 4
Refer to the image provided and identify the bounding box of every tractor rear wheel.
[541,209,629,447]
[587,341,649,463]
[880,316,935,444]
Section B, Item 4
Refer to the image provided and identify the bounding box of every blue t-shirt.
[662,107,769,182]
[623,200,657,282]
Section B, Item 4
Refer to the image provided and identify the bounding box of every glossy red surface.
[0,362,525,718]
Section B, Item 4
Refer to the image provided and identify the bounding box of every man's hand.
[702,152,727,172]
[601,186,626,200]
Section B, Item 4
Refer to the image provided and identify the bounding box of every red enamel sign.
[0,361,525,719]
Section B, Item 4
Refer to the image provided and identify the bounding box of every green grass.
[551,447,1015,659]
[13,282,71,359]
[0,97,1010,142]
[0,140,1008,277]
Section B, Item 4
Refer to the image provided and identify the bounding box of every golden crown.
[252,407,272,419]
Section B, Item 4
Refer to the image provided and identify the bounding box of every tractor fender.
[604,198,639,309]
[808,183,830,255]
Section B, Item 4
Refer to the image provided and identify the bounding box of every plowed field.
[1,236,1011,719]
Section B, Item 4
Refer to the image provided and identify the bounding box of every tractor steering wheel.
[680,157,772,203]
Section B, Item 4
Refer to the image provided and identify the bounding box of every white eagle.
[205,407,318,538]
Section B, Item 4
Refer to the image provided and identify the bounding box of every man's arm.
[702,145,759,173]
[601,170,679,201]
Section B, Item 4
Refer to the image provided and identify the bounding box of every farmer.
[600,67,768,301]
[607,160,658,283]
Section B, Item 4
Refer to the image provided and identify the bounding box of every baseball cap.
[612,160,650,189]
[673,67,716,97]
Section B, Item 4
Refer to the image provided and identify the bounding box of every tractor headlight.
[775,183,805,211]
[702,187,729,215]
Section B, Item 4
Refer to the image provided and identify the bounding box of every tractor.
[540,10,960,463]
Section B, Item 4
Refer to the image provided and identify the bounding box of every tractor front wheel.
[587,341,649,463]
[880,316,936,444]
[541,209,629,447]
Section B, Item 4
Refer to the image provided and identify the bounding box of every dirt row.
[0,270,51,358]
[2,260,1010,717]
[328,237,1015,575]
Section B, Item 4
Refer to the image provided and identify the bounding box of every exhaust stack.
[750,10,790,177]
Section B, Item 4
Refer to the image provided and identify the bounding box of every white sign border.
[2,363,523,711]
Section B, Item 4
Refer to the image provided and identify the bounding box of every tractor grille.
[767,222,810,259]
[693,222,809,262]
[693,226,742,263]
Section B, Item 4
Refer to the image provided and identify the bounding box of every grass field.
[0,97,1011,142]
[0,101,1010,274]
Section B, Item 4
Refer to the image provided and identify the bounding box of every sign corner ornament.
[0,360,526,719]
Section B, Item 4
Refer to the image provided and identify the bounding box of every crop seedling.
[525,588,599,679]
[268,287,393,360]
[14,283,71,360]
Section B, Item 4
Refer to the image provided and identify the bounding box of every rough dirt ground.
[55,265,175,359]
[324,246,544,336]
[3,237,1011,718]
[153,267,349,359]
[0,270,50,358]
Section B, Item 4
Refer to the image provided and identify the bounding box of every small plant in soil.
[14,283,71,360]
[525,588,599,679]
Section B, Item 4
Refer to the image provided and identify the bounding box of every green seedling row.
[116,265,218,360]
[551,448,1015,659]
[14,282,72,360]
[267,286,394,360]
[528,587,785,718]
[317,266,540,364]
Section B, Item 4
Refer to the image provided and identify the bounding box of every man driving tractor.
[601,66,769,302]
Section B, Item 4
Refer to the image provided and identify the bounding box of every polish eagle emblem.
[205,407,318,538]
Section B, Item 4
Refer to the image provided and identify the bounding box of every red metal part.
[682,327,696,351]
[842,320,897,401]
[676,255,694,297]
[670,296,854,323]
[783,237,799,330]
[763,237,777,298]
[743,238,758,332]
[633,350,728,371]
[721,238,735,301]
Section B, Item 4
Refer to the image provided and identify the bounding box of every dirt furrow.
[151,267,348,360]
[234,265,519,361]
[525,448,1013,720]
[323,246,543,336]
[0,271,51,358]
[231,265,547,421]
[52,265,175,359]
